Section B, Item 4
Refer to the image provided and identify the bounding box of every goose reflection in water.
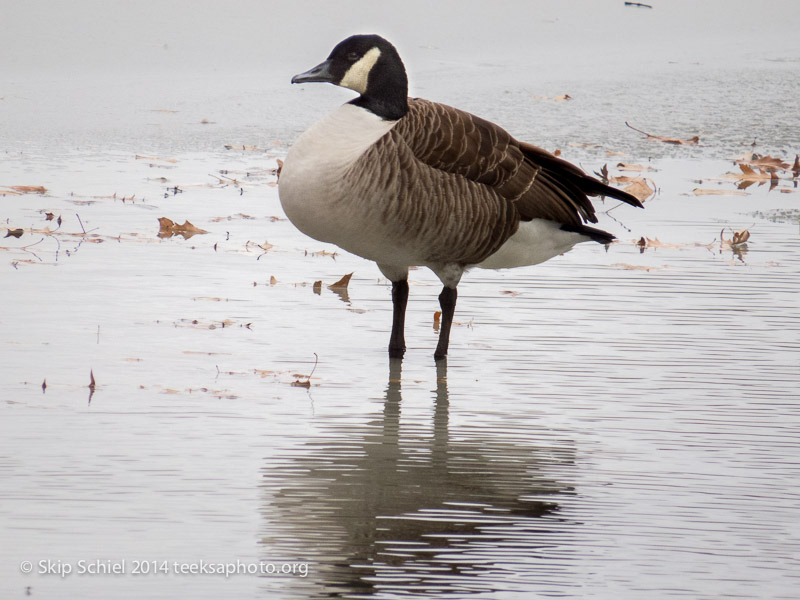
[260,360,577,598]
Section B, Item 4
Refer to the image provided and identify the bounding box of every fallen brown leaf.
[636,237,683,250]
[720,227,751,247]
[616,162,655,172]
[433,310,442,332]
[692,188,748,196]
[5,228,24,239]
[732,163,779,190]
[612,263,658,271]
[609,175,642,184]
[135,154,178,163]
[223,144,265,152]
[157,217,209,239]
[735,153,790,171]
[531,93,572,102]
[625,122,699,145]
[312,280,322,295]
[2,185,47,195]
[623,178,656,202]
[328,272,353,290]
[88,369,96,404]
[291,353,318,388]
[310,249,338,257]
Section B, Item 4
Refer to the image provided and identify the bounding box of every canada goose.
[279,34,643,360]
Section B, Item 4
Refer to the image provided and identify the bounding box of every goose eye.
[347,52,360,62]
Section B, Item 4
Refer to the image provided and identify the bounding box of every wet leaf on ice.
[5,228,24,239]
[157,217,209,239]
[636,237,683,250]
[328,272,353,303]
[612,263,659,271]
[625,122,699,145]
[312,280,322,295]
[310,249,338,257]
[720,228,751,247]
[733,163,780,190]
[692,188,748,196]
[530,93,572,102]
[735,153,790,171]
[223,144,266,152]
[2,185,48,195]
[135,154,178,164]
[594,163,610,183]
[793,155,800,177]
[328,272,353,291]
[291,353,318,388]
[88,369,96,404]
[616,162,656,172]
[622,178,656,202]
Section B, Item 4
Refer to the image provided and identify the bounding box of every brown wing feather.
[387,98,642,262]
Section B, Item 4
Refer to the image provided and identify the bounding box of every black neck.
[349,94,408,121]
[349,53,409,121]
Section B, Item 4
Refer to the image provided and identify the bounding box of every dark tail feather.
[519,143,645,209]
[560,223,616,244]
[582,178,644,209]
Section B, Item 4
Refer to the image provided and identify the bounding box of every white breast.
[279,104,397,251]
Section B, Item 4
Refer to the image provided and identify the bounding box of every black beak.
[291,59,337,85]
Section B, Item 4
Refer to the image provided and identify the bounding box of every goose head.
[291,34,409,121]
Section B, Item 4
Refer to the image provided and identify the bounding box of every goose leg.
[389,279,409,358]
[434,286,457,361]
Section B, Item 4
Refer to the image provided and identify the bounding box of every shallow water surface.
[2,2,800,598]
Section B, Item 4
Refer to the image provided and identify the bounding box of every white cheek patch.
[339,47,382,94]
